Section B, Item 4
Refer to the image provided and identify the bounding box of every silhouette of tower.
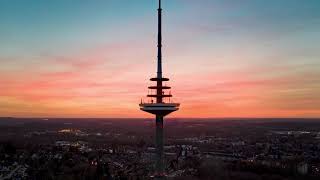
[139,0,180,177]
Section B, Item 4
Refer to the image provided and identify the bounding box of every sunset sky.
[0,0,319,118]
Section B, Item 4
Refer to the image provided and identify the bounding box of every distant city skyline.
[0,0,320,118]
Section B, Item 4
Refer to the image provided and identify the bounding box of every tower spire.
[157,0,162,79]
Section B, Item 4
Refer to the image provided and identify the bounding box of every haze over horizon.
[1,0,320,118]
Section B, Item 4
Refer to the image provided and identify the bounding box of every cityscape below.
[1,117,320,179]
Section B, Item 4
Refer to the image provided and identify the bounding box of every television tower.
[139,0,180,177]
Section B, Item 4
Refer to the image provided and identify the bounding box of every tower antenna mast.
[157,0,162,79]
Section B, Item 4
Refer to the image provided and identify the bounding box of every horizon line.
[1,117,320,120]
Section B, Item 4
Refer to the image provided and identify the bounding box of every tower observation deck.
[139,0,180,178]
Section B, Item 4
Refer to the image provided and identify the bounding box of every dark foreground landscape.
[1,117,320,180]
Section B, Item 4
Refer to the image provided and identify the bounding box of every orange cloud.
[0,43,319,118]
